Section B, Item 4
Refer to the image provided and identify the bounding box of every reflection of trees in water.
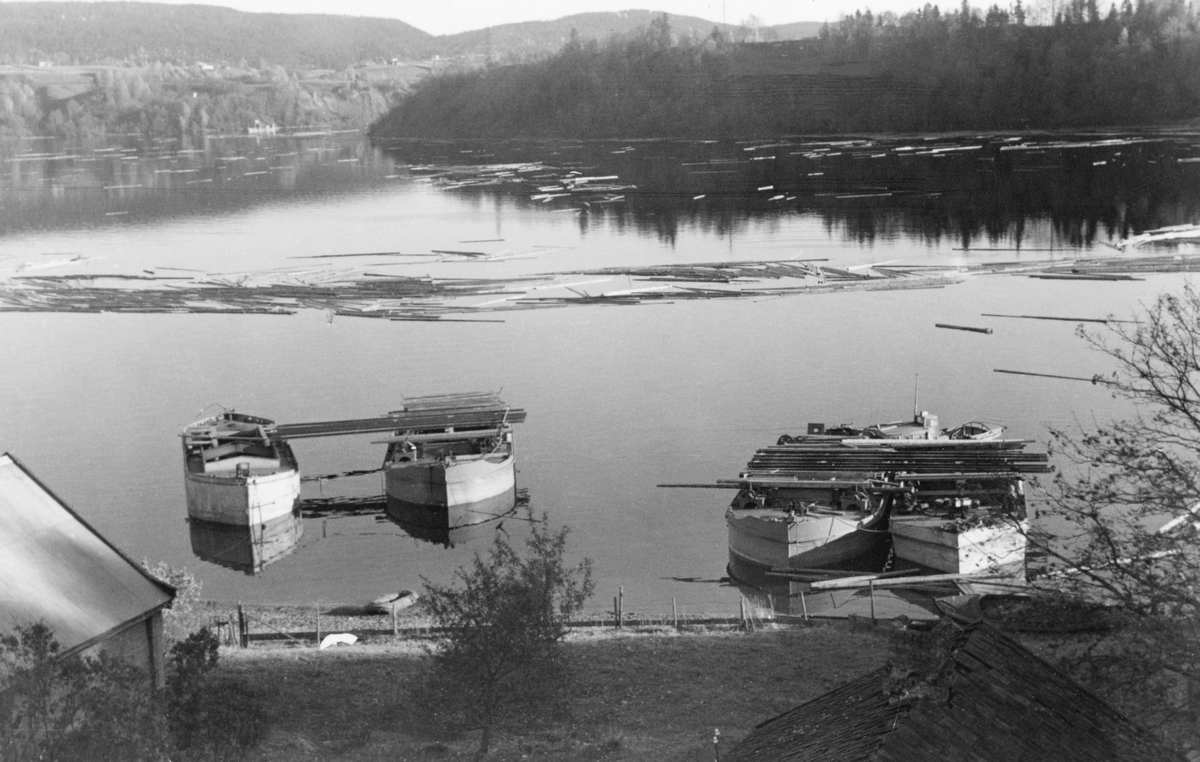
[385,136,1200,249]
[1,136,397,236]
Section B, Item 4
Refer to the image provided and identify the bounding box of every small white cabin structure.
[0,453,175,687]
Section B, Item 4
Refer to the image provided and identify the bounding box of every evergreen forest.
[370,0,1200,139]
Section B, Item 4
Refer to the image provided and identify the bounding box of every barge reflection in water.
[188,509,304,576]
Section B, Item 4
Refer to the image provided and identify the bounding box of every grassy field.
[214,620,903,762]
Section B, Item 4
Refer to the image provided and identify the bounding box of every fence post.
[392,606,398,639]
[739,596,746,628]
[617,586,623,629]
[869,580,876,625]
[316,602,321,645]
[800,590,809,621]
[237,602,248,648]
[672,597,678,629]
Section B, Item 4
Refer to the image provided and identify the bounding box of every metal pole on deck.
[672,597,678,629]
[618,586,623,629]
[869,580,876,625]
[315,602,321,645]
[800,590,808,621]
[237,602,248,648]
[392,606,398,638]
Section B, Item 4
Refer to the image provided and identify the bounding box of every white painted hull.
[726,506,890,584]
[184,468,301,526]
[181,411,300,526]
[890,515,1028,577]
[385,453,516,528]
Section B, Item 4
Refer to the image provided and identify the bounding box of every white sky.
[4,0,941,35]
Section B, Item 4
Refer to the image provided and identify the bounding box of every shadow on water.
[376,134,1200,249]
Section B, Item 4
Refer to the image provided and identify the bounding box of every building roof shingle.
[728,621,1185,762]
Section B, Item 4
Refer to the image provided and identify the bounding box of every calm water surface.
[2,131,1198,615]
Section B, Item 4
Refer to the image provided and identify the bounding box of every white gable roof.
[0,453,173,654]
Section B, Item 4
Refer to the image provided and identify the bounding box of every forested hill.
[434,12,823,58]
[371,5,1200,139]
[0,3,819,68]
[0,2,433,68]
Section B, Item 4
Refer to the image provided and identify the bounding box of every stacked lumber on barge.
[273,393,527,534]
[722,436,1051,586]
[273,395,526,440]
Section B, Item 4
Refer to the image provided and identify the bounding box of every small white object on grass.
[319,633,358,650]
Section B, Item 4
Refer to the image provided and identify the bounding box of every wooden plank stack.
[274,393,525,441]
[743,441,1050,476]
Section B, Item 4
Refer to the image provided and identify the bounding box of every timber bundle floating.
[0,272,539,319]
[7,233,1200,316]
[662,410,1053,587]
[526,259,963,303]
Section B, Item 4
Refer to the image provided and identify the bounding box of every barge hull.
[385,455,516,528]
[726,508,890,585]
[184,468,300,526]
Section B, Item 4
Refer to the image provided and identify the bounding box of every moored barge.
[380,393,520,531]
[723,425,1049,584]
[181,411,301,526]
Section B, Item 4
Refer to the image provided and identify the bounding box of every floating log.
[935,323,993,334]
[1028,273,1142,281]
[994,368,1099,383]
[981,313,1113,324]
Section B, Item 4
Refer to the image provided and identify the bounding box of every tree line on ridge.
[370,0,1200,138]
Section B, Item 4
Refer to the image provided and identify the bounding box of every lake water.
[2,130,1198,616]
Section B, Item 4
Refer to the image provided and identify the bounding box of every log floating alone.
[935,323,993,334]
[980,313,1115,324]
[995,368,1099,383]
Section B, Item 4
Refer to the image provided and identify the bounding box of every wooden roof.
[727,621,1184,762]
[726,669,907,762]
[0,453,174,656]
